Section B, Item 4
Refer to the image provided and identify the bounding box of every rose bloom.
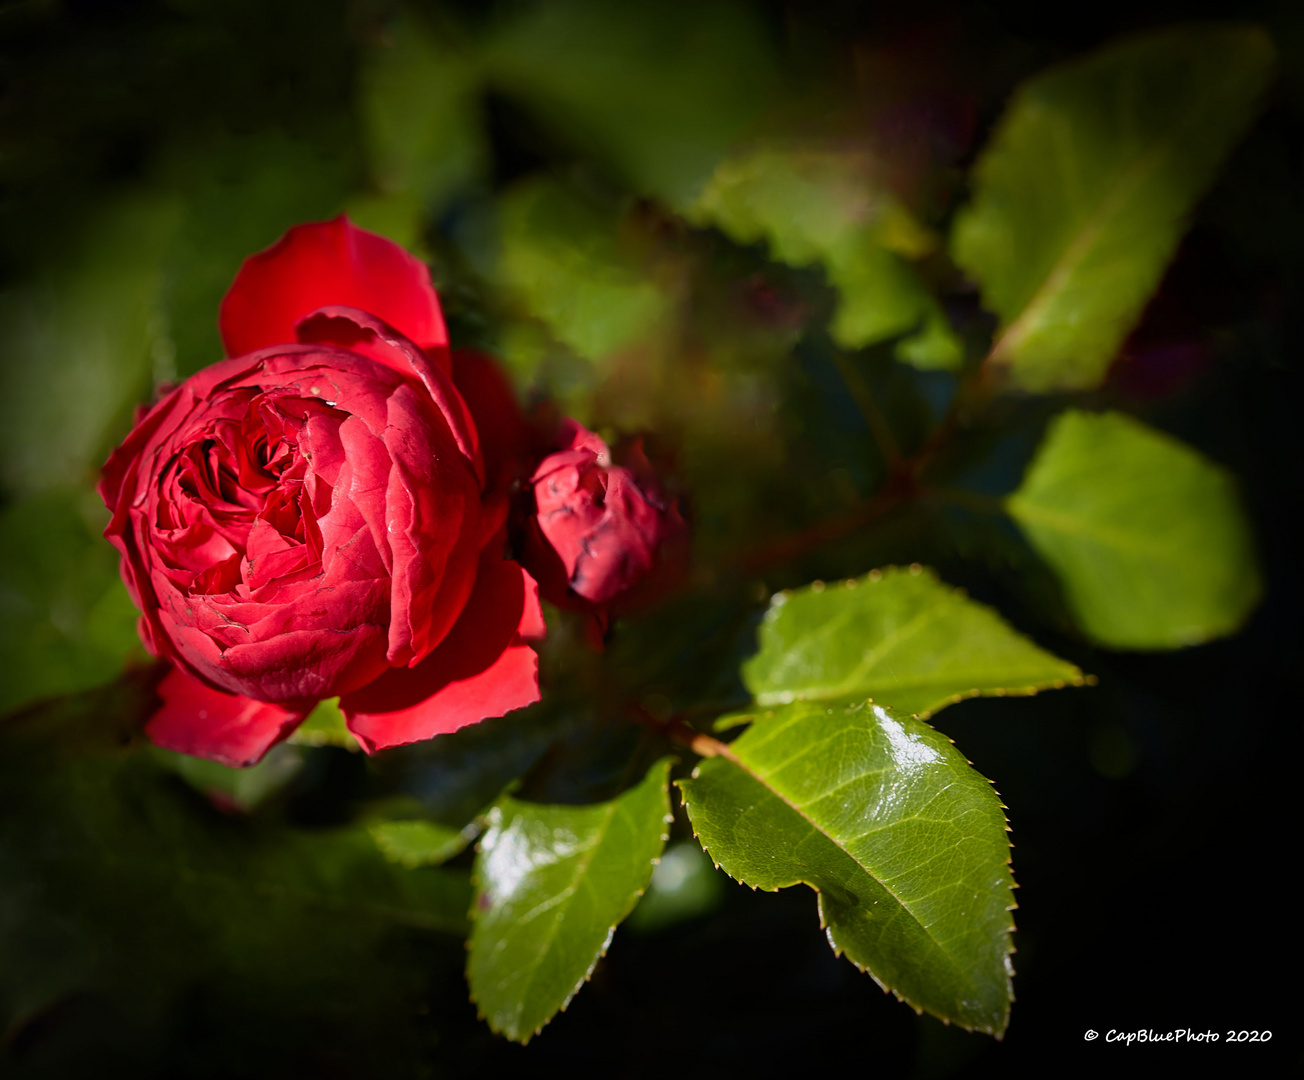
[101,218,543,766]
[520,419,687,640]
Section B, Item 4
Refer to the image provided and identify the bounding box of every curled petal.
[340,551,543,753]
[147,666,309,767]
[219,216,449,366]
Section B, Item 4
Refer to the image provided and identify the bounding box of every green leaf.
[742,567,1084,719]
[468,758,671,1043]
[679,701,1014,1034]
[369,819,475,869]
[952,25,1274,391]
[290,697,358,750]
[1006,409,1261,648]
[689,146,962,370]
[496,178,673,362]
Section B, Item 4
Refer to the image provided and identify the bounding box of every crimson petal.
[219,216,449,365]
[340,551,544,753]
[147,666,310,767]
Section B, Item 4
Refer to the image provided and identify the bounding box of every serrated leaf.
[468,758,670,1043]
[742,567,1083,718]
[689,146,962,370]
[952,25,1274,391]
[679,701,1014,1034]
[1007,409,1261,648]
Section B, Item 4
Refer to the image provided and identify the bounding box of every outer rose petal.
[340,550,544,753]
[450,349,536,498]
[147,666,309,767]
[219,216,450,365]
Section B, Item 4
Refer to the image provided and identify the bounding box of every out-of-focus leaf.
[496,178,673,362]
[369,819,475,869]
[0,681,472,1062]
[467,758,670,1043]
[625,839,727,933]
[0,192,182,494]
[159,743,304,813]
[742,567,1083,719]
[486,0,780,208]
[688,146,962,370]
[359,7,485,223]
[290,696,357,749]
[1006,409,1261,648]
[0,489,144,715]
[679,701,1014,1034]
[952,25,1274,391]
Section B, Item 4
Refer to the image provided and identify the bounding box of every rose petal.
[340,553,543,753]
[450,348,535,497]
[296,306,481,480]
[219,216,449,365]
[147,665,309,767]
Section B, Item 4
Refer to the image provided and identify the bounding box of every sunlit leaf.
[290,697,357,749]
[1006,409,1261,648]
[679,701,1014,1034]
[952,25,1274,391]
[496,178,673,362]
[742,567,1083,718]
[688,145,962,370]
[486,0,780,208]
[468,758,670,1043]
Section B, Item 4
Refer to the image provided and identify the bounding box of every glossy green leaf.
[689,146,962,370]
[1007,409,1261,648]
[468,758,671,1043]
[679,701,1014,1034]
[742,567,1084,719]
[952,25,1274,391]
[497,178,673,362]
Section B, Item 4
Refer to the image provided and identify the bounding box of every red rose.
[100,217,544,766]
[521,420,687,637]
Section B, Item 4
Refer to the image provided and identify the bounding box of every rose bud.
[100,217,544,767]
[520,420,688,639]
